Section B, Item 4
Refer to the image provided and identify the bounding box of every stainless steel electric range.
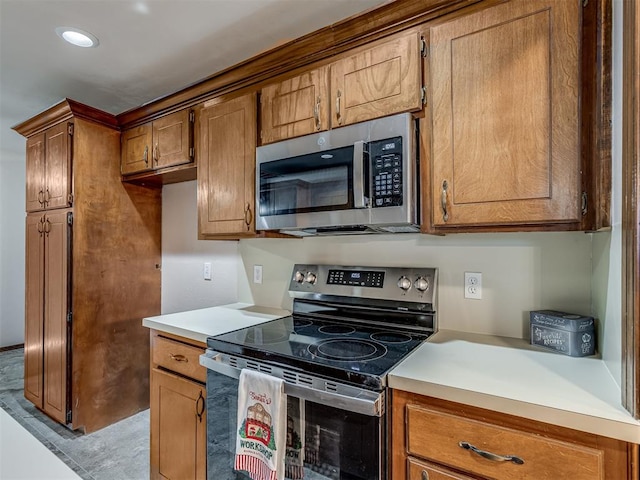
[200,264,437,480]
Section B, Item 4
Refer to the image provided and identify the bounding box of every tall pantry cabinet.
[14,99,161,433]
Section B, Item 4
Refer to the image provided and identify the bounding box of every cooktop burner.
[207,315,430,390]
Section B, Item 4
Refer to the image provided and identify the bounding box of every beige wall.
[237,232,593,340]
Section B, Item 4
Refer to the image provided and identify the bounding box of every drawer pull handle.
[421,471,429,480]
[169,354,188,362]
[459,441,524,465]
[196,391,205,423]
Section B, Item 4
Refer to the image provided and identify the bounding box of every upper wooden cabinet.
[330,32,423,128]
[426,0,581,229]
[260,66,330,144]
[121,109,195,179]
[260,31,423,144]
[26,122,71,212]
[198,93,257,238]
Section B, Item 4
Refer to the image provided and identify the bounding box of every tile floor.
[0,348,149,480]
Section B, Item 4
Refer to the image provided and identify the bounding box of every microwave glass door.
[259,145,358,216]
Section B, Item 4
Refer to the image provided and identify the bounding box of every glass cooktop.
[206,315,430,390]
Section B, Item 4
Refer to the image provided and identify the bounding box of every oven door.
[201,352,385,480]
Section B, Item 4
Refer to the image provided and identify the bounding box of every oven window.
[207,370,382,480]
[259,146,354,216]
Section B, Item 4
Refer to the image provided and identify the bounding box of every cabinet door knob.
[441,180,449,222]
[169,354,188,362]
[195,390,205,423]
[421,471,429,480]
[244,203,252,230]
[314,96,321,131]
[459,441,524,465]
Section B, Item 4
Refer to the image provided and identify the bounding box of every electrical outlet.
[203,262,212,281]
[464,272,482,299]
[253,265,263,284]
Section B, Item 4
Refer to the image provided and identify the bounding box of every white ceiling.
[0,0,388,161]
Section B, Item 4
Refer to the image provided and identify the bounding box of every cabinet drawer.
[406,405,604,480]
[408,457,476,480]
[152,335,206,383]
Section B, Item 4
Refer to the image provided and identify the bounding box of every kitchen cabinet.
[25,122,71,212]
[391,390,636,480]
[260,66,330,144]
[24,210,69,423]
[197,92,257,238]
[260,31,423,144]
[121,108,195,184]
[14,99,161,433]
[330,31,423,128]
[426,0,582,229]
[150,331,206,480]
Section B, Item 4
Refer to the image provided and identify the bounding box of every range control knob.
[397,276,412,291]
[293,271,305,283]
[414,276,430,292]
[305,272,317,285]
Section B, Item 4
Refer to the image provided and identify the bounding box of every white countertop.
[142,302,290,344]
[389,329,640,443]
[143,307,639,443]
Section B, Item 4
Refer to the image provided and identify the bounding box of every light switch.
[203,262,212,281]
[253,265,263,284]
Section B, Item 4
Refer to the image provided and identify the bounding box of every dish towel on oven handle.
[235,369,286,480]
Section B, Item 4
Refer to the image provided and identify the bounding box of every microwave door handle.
[353,140,367,209]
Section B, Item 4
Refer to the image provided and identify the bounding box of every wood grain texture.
[43,122,72,210]
[330,31,422,126]
[260,66,330,144]
[25,134,45,212]
[580,0,612,231]
[408,458,476,480]
[151,334,206,384]
[391,390,636,480]
[42,209,70,424]
[116,0,481,128]
[197,92,257,238]
[150,368,206,480]
[429,0,580,227]
[152,109,193,169]
[12,98,118,137]
[70,117,160,433]
[24,213,45,408]
[121,122,153,175]
[621,0,640,420]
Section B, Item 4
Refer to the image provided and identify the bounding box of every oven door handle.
[200,352,384,417]
[353,140,368,209]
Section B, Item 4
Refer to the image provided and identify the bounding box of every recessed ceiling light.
[55,27,99,48]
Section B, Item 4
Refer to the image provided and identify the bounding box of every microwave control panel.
[370,136,403,208]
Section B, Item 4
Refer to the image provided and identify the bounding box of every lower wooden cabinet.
[150,331,207,480]
[391,390,637,480]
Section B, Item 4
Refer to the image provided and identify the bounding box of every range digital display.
[327,269,385,288]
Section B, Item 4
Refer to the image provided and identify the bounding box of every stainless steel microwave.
[255,113,419,236]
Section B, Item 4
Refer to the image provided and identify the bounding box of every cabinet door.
[428,0,580,227]
[44,123,72,210]
[150,368,206,480]
[330,32,422,127]
[42,210,70,424]
[24,213,45,407]
[408,458,475,480]
[261,66,330,144]
[26,133,45,212]
[121,123,153,175]
[198,93,257,237]
[153,110,193,170]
